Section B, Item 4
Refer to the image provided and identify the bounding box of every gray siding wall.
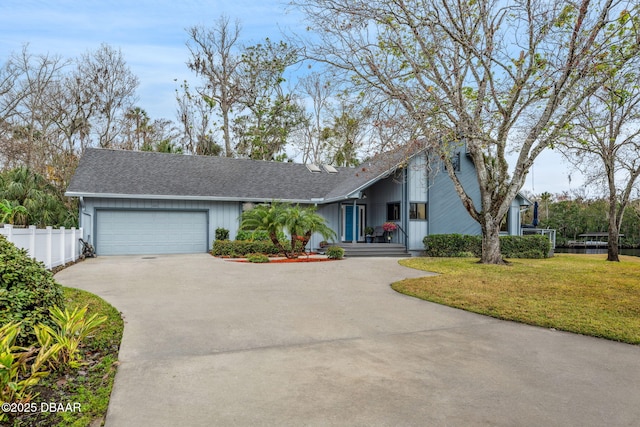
[80,197,242,249]
[508,200,521,236]
[312,203,341,248]
[428,153,482,236]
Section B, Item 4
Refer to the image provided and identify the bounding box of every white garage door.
[96,210,208,255]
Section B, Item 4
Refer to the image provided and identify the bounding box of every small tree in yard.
[280,204,336,256]
[240,202,335,258]
[560,60,640,262]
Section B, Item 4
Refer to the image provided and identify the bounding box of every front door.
[342,204,366,242]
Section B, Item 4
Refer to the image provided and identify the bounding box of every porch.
[330,242,409,258]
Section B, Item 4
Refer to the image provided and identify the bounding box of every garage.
[95,210,208,255]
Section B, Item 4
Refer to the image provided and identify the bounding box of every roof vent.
[322,164,338,174]
[306,164,322,173]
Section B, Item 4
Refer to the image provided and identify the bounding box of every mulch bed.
[227,256,336,263]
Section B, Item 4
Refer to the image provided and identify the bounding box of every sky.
[0,0,583,196]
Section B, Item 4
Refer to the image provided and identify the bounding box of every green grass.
[12,287,124,427]
[393,254,640,344]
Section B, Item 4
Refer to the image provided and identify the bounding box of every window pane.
[418,203,426,219]
[410,203,427,220]
[387,203,400,221]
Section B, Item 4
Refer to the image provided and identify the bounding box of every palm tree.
[280,205,335,255]
[540,192,552,223]
[240,202,287,253]
[240,202,336,259]
[0,167,77,227]
[0,199,28,225]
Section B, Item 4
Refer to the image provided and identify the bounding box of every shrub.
[423,234,551,259]
[246,253,270,263]
[212,240,281,257]
[235,229,286,242]
[212,239,305,257]
[500,235,551,259]
[326,246,345,260]
[215,227,230,241]
[0,236,64,346]
[423,234,481,257]
[35,305,107,371]
[0,322,57,417]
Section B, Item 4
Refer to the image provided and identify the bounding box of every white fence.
[0,225,83,269]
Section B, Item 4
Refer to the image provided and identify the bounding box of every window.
[387,202,400,221]
[444,152,461,172]
[452,152,461,171]
[410,202,427,220]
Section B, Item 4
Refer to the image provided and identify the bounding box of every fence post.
[29,225,36,257]
[5,224,13,242]
[60,226,66,266]
[71,227,77,261]
[46,226,53,269]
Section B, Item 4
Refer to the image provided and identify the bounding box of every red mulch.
[229,257,336,263]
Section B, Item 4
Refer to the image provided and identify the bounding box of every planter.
[366,235,373,243]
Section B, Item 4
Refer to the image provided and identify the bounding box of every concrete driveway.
[55,254,640,427]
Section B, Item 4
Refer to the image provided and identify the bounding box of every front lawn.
[393,254,640,344]
[12,287,123,427]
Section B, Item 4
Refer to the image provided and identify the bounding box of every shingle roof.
[66,148,396,203]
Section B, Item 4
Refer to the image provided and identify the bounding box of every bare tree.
[0,44,141,191]
[75,43,139,149]
[175,80,222,156]
[297,72,334,164]
[561,62,640,261]
[0,47,70,172]
[186,16,243,157]
[292,0,640,263]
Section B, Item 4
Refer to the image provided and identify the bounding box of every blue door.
[343,205,365,242]
[345,206,357,242]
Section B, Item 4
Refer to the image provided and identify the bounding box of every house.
[65,147,531,256]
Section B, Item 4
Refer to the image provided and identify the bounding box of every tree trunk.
[480,217,504,264]
[222,106,232,157]
[270,231,289,258]
[607,201,620,262]
[287,234,300,259]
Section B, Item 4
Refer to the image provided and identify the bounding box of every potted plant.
[383,222,397,243]
[364,226,374,243]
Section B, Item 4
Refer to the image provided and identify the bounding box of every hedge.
[423,234,551,259]
[212,240,282,257]
[235,230,286,242]
[212,240,305,257]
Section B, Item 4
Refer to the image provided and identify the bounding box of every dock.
[567,232,622,248]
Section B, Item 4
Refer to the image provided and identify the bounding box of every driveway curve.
[55,254,640,427]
